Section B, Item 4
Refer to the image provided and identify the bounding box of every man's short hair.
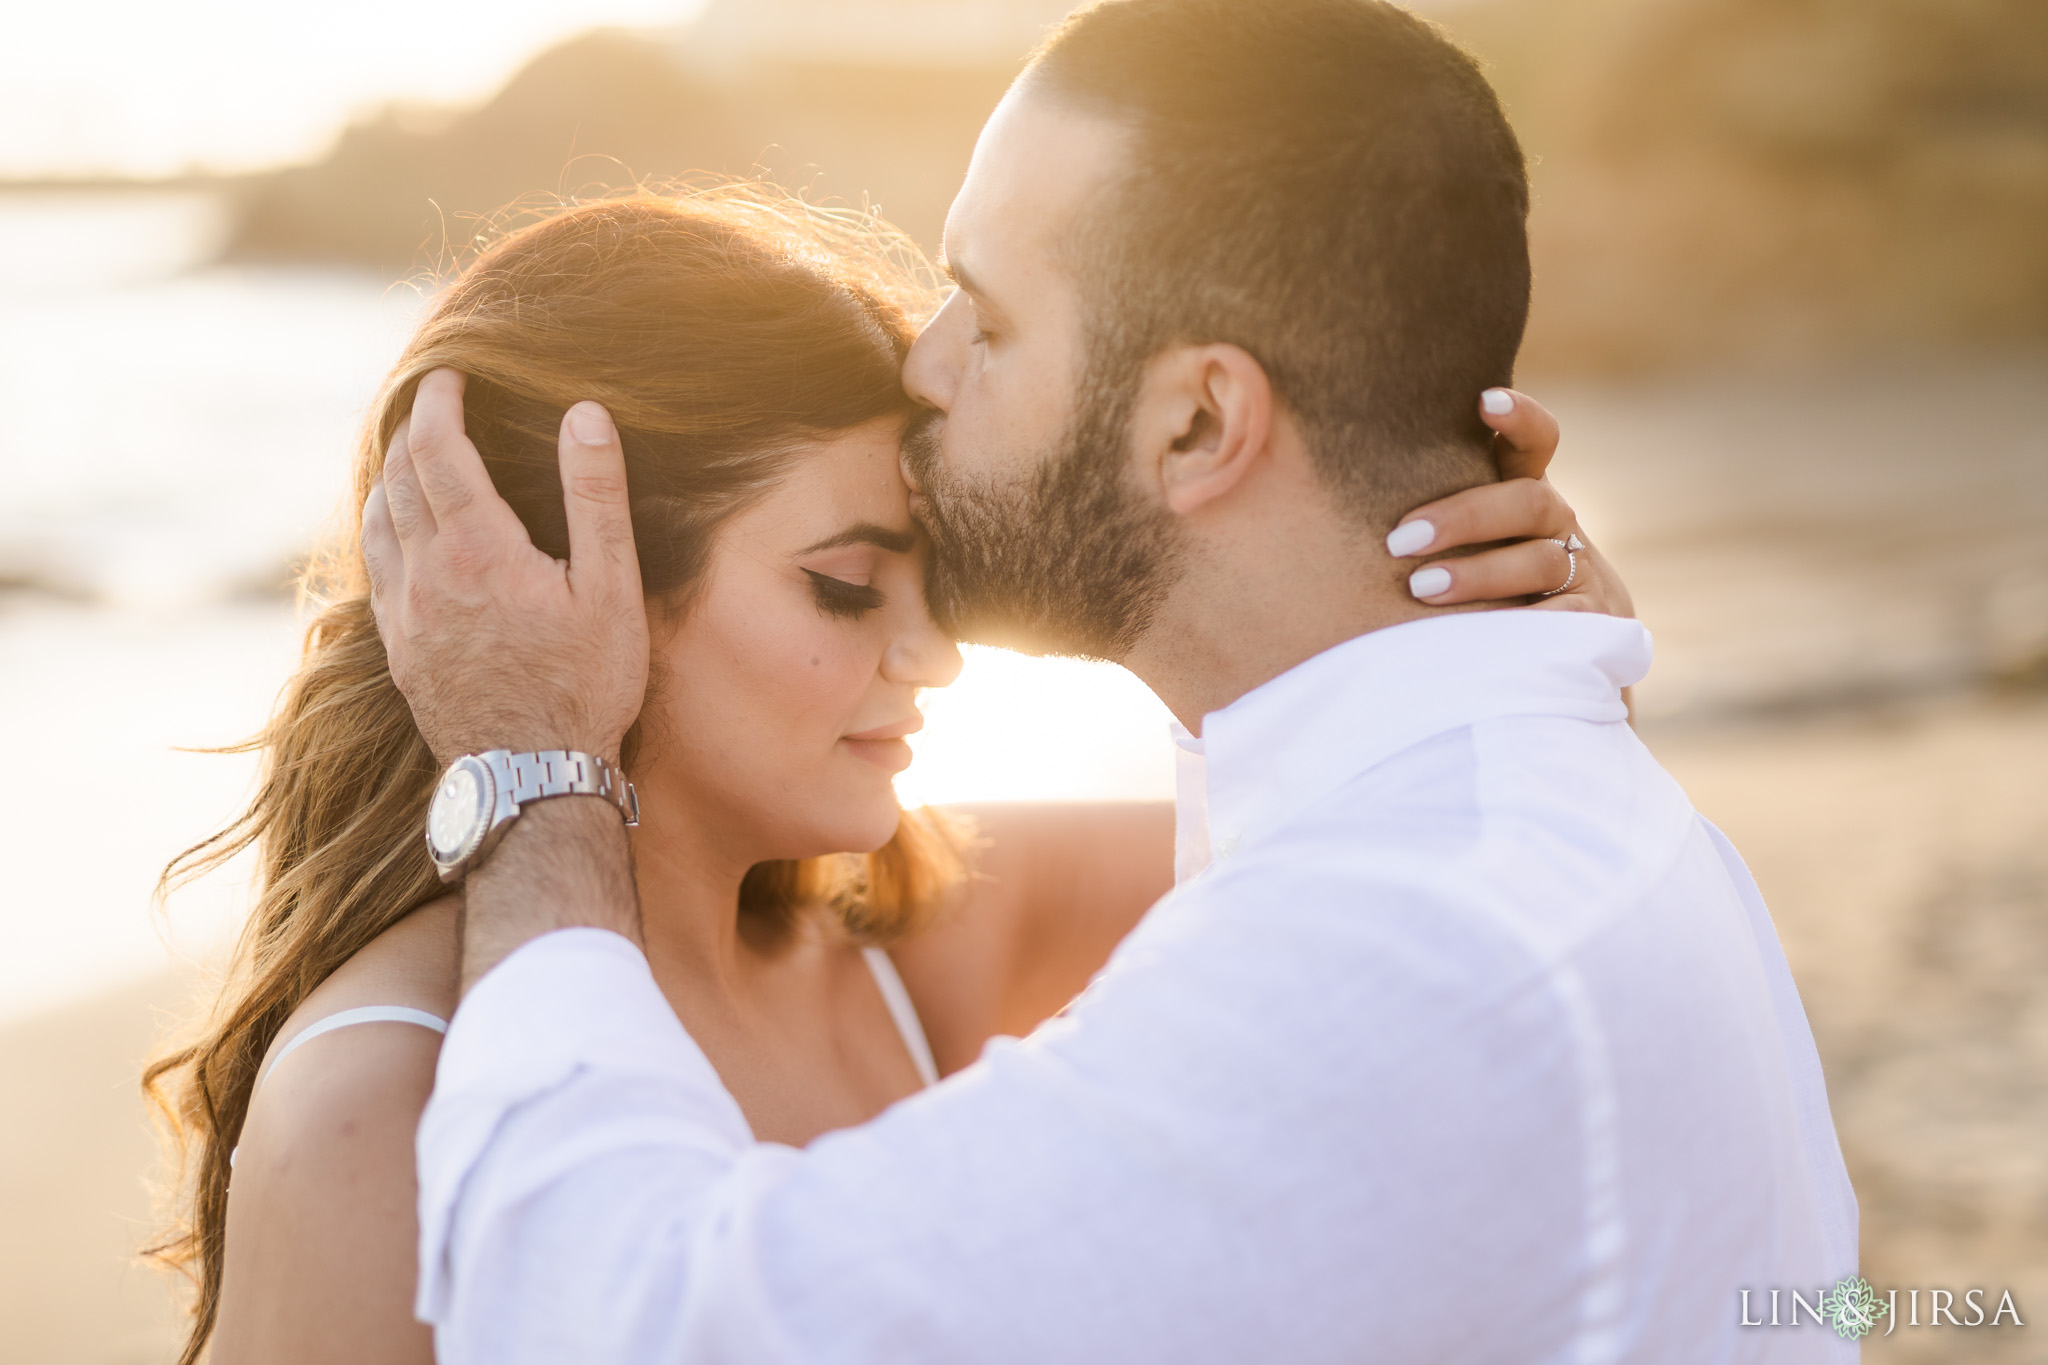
[1027,0,1531,521]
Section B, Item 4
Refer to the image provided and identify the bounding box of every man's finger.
[382,417,437,544]
[1479,388,1561,483]
[1385,479,1574,560]
[363,478,405,635]
[558,402,645,600]
[407,368,496,528]
[1405,538,1576,606]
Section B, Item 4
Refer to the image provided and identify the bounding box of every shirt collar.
[1184,610,1651,865]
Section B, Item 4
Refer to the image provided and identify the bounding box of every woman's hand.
[1386,389,1635,619]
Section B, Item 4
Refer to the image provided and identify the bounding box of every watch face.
[427,758,492,866]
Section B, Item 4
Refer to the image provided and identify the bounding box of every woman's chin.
[788,812,904,860]
[801,775,911,856]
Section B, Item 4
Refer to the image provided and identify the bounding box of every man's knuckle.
[391,486,430,529]
[409,415,454,455]
[402,578,437,619]
[431,479,474,515]
[437,533,492,577]
[568,470,629,504]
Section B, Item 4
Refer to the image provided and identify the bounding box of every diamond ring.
[1536,534,1586,597]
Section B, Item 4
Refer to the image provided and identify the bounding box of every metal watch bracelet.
[491,749,640,826]
[426,748,639,883]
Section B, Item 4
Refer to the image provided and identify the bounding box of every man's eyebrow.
[799,523,918,555]
[940,255,983,299]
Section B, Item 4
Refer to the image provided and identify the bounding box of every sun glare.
[1,0,710,179]
[897,645,1177,807]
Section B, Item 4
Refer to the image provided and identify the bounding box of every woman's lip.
[842,716,923,742]
[840,736,915,773]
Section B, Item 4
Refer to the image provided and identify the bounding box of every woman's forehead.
[738,419,918,549]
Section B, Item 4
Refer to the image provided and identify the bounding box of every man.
[368,1,1856,1359]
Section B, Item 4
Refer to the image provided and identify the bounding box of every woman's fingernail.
[567,401,614,445]
[1481,388,1515,416]
[1409,566,1453,599]
[1385,519,1436,558]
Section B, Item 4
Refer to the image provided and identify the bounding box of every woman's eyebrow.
[798,523,918,555]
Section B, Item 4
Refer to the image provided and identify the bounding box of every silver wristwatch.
[424,749,640,883]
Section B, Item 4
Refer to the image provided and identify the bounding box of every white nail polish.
[1481,388,1514,416]
[1409,566,1453,599]
[1385,519,1436,558]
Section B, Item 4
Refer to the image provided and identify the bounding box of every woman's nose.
[884,616,964,691]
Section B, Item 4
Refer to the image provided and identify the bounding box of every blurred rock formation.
[222,0,1071,277]
[1453,0,2048,372]
[218,0,2048,376]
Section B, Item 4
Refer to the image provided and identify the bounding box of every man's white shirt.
[416,610,1857,1362]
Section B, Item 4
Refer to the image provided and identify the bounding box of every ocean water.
[4,190,2044,1025]
[0,192,418,1021]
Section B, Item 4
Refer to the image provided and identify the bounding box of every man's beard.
[903,377,1181,663]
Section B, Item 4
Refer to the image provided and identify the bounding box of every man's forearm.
[460,796,641,994]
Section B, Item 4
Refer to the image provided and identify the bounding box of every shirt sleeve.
[413,928,755,1351]
[415,854,1604,1365]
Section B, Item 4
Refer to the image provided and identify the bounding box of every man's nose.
[901,292,968,415]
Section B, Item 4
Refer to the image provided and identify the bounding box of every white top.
[415,610,1858,1364]
[862,946,940,1088]
[233,948,925,1172]
[230,1006,450,1170]
[256,1006,451,1091]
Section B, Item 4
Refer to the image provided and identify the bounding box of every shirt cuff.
[414,928,745,1323]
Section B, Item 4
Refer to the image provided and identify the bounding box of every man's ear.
[1130,344,1274,517]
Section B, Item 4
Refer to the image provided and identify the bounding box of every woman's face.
[637,417,962,868]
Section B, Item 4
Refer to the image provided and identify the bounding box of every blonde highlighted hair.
[144,187,964,1365]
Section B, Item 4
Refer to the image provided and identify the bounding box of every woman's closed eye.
[804,568,885,619]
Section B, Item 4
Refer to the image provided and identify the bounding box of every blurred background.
[1,0,2042,1359]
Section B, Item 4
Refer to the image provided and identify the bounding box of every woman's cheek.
[756,614,873,737]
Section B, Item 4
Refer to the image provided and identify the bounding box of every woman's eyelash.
[803,569,885,619]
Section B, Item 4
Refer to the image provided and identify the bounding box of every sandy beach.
[10,688,2044,1362]
[1659,696,2048,1361]
[2,968,195,1364]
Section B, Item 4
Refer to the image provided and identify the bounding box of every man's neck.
[1122,495,1491,736]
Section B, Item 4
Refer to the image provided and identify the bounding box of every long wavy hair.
[143,188,965,1365]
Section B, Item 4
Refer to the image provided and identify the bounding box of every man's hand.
[364,369,649,990]
[1385,389,1636,620]
[362,368,650,764]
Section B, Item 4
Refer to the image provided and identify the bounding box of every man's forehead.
[943,85,1131,286]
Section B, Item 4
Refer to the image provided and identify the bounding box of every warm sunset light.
[3,0,2042,1359]
[1,0,709,178]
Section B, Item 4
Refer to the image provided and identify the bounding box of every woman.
[146,189,1623,1364]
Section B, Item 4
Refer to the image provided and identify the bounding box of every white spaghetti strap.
[256,1005,450,1093]
[232,1006,451,1171]
[862,947,940,1089]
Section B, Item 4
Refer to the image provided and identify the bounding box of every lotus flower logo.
[1818,1275,1891,1341]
